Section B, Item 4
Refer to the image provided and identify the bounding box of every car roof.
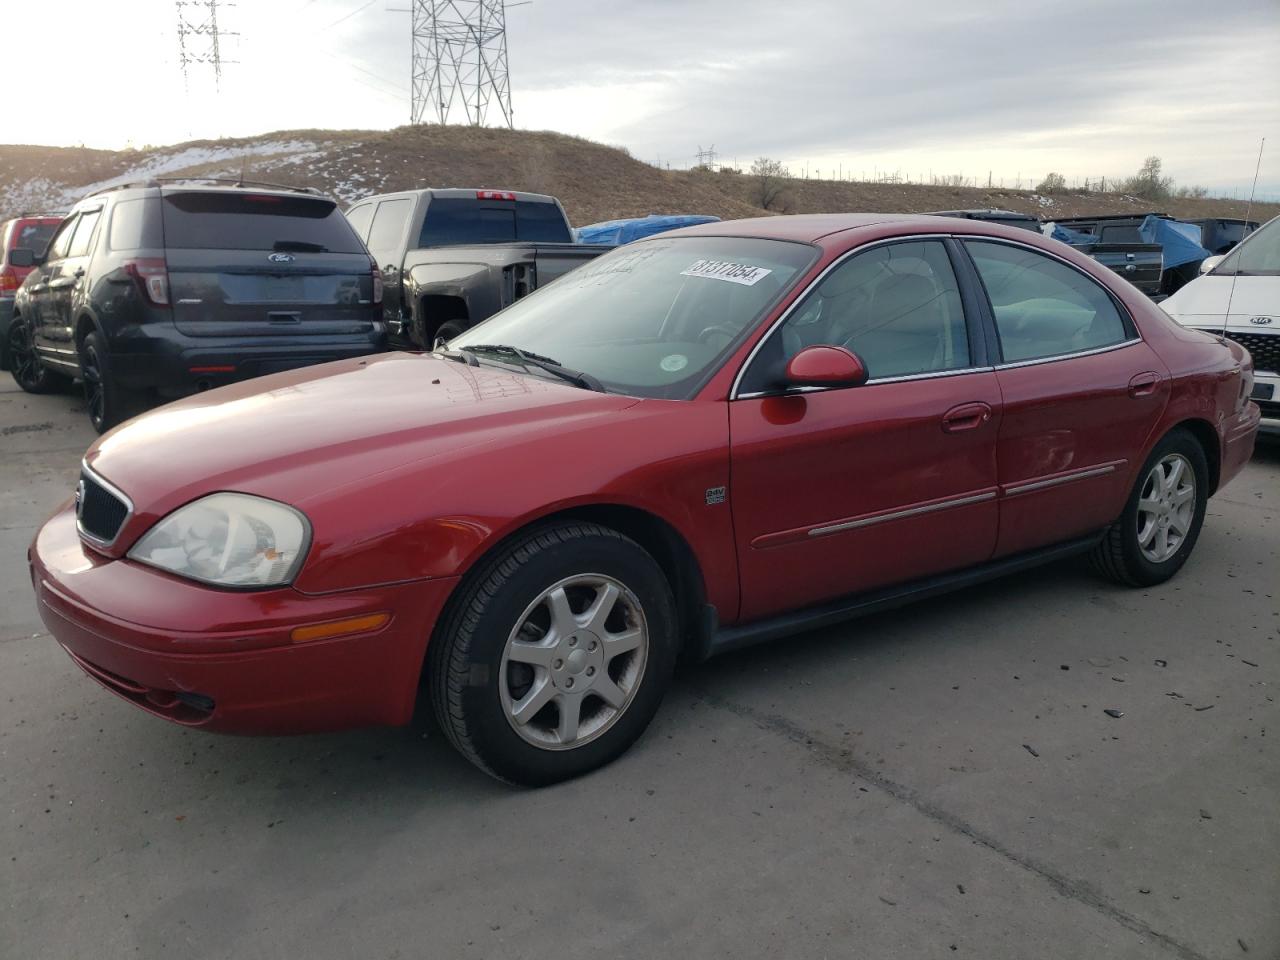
[656,213,1046,244]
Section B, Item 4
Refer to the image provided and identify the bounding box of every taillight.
[370,260,383,305]
[123,258,169,305]
[476,190,516,201]
[0,266,19,296]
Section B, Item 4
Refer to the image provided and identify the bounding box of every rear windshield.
[161,192,365,253]
[10,220,59,252]
[418,198,572,246]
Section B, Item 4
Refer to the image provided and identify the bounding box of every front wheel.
[8,315,71,394]
[429,522,678,785]
[1091,428,1208,587]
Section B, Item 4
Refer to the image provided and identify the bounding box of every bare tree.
[1036,172,1067,193]
[750,157,791,210]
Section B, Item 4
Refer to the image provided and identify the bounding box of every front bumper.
[1250,370,1280,436]
[29,505,458,735]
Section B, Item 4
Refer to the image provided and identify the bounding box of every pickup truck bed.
[344,188,609,348]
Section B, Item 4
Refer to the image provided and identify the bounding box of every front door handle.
[941,401,993,433]
[1128,371,1160,398]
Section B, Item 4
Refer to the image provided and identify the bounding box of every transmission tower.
[411,1,514,127]
[695,144,718,170]
[176,1,237,90]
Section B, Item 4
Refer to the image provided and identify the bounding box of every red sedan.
[29,215,1260,784]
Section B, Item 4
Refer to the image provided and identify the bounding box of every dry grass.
[2,125,1275,226]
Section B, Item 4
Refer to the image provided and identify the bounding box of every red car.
[1,214,64,372]
[28,215,1260,784]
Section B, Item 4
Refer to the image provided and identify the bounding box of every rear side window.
[108,198,162,250]
[67,209,102,257]
[367,199,412,252]
[344,203,374,242]
[966,240,1131,363]
[161,192,365,253]
[418,198,571,246]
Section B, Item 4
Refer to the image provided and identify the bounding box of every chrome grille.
[77,468,130,545]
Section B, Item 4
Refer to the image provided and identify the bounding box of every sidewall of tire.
[83,331,143,433]
[433,526,678,786]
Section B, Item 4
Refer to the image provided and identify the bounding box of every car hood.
[1162,274,1278,327]
[86,352,639,554]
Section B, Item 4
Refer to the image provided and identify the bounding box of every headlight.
[128,493,311,589]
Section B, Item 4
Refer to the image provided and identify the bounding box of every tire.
[80,331,146,434]
[8,314,71,394]
[433,321,466,348]
[429,522,678,786]
[1091,428,1209,587]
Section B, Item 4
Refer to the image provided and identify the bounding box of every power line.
[397,1,515,127]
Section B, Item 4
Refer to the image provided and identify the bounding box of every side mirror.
[1200,254,1225,275]
[7,247,36,268]
[784,345,868,389]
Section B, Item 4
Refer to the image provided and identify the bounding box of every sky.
[5,0,1279,198]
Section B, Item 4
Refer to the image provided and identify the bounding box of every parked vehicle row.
[28,212,1260,784]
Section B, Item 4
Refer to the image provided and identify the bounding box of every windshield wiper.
[463,343,607,393]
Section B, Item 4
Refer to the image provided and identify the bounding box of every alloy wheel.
[8,319,39,389]
[499,574,649,750]
[1136,453,1196,563]
[81,345,105,429]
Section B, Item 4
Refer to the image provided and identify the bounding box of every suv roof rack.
[86,177,324,198]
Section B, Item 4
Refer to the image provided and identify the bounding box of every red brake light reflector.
[123,258,170,305]
[0,267,19,294]
[476,190,516,201]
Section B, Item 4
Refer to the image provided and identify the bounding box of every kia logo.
[1249,316,1273,325]
[268,253,295,263]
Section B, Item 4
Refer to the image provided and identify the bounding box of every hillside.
[2,125,1275,227]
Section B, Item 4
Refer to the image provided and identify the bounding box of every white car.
[1162,214,1279,435]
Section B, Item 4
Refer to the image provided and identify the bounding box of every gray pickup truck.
[344,188,607,349]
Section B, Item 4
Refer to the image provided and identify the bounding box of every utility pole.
[175,1,237,91]
[403,1,515,127]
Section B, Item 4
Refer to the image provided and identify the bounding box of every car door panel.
[730,370,1002,622]
[992,343,1169,556]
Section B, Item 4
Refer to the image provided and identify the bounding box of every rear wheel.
[8,315,71,394]
[429,522,678,785]
[80,331,146,433]
[1091,428,1208,587]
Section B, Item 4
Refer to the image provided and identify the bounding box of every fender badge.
[705,486,726,506]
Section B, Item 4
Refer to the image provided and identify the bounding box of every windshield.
[1214,215,1280,276]
[448,236,818,399]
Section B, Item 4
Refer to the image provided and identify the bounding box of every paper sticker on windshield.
[681,259,773,286]
[660,354,689,373]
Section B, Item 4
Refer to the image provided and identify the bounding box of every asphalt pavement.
[2,377,1277,960]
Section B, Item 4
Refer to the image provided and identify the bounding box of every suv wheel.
[1091,428,1208,587]
[430,522,678,786]
[8,314,71,394]
[80,331,146,433]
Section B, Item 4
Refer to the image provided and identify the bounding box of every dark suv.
[7,181,386,432]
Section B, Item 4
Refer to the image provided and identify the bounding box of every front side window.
[67,209,102,258]
[44,215,78,262]
[1214,215,1280,276]
[966,240,1130,363]
[449,236,817,399]
[740,239,970,393]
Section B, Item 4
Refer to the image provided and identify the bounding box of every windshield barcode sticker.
[681,259,773,286]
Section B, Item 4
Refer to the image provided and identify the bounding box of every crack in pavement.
[694,687,1209,960]
[1,631,49,645]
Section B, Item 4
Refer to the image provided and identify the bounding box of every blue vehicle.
[576,214,721,247]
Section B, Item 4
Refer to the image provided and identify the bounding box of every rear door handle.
[941,401,993,433]
[1128,371,1160,398]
